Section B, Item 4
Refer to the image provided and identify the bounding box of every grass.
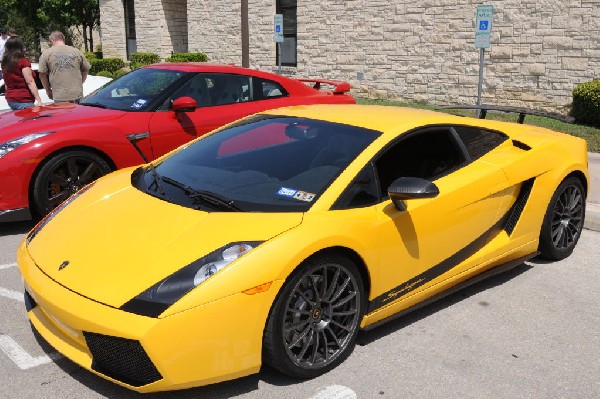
[356,98,600,153]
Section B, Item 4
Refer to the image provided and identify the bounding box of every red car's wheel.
[263,254,365,378]
[538,176,586,260]
[32,150,112,217]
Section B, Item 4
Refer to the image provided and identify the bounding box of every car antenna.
[126,132,166,196]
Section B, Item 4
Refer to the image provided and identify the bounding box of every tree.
[71,0,101,52]
[0,0,100,58]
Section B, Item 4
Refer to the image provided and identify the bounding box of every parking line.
[310,385,357,399]
[0,262,17,270]
[0,335,62,370]
[0,287,23,302]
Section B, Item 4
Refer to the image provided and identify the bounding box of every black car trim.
[362,251,538,331]
[0,208,32,223]
[367,179,535,313]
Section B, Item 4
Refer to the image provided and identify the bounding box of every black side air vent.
[512,140,531,151]
[504,178,535,235]
[19,115,52,122]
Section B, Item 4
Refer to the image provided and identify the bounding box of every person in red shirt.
[1,36,42,110]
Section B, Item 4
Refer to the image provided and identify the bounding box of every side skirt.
[361,251,539,331]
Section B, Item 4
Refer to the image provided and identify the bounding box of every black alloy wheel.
[539,176,586,260]
[32,150,112,217]
[263,255,364,378]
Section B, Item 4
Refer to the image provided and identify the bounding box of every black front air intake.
[83,332,162,387]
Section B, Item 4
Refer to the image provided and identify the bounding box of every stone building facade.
[99,0,600,113]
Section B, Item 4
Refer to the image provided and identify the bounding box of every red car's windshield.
[81,68,190,111]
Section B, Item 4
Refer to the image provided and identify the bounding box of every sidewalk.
[585,152,600,232]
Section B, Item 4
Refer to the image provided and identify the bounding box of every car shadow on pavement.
[357,262,534,346]
[0,220,36,236]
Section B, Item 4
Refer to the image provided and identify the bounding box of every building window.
[124,0,137,59]
[276,0,297,67]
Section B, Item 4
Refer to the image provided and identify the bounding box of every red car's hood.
[0,103,127,141]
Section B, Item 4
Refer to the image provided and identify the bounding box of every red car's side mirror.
[172,96,197,113]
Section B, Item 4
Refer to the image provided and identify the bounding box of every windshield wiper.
[124,132,166,197]
[161,176,241,212]
[146,164,167,197]
[81,102,108,109]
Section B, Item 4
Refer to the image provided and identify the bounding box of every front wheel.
[263,254,365,378]
[32,150,112,217]
[538,176,586,260]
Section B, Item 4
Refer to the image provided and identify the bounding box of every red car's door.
[147,73,262,159]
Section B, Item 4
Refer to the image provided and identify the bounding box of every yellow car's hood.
[26,170,303,308]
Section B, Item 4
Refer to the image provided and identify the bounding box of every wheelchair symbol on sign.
[479,20,489,31]
[275,26,281,33]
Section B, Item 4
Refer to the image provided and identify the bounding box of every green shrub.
[113,69,129,79]
[84,51,96,61]
[165,52,209,63]
[95,44,102,52]
[129,52,161,69]
[572,80,600,127]
[96,70,113,78]
[89,58,126,75]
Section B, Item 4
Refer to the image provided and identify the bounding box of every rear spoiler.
[439,104,574,124]
[298,78,351,94]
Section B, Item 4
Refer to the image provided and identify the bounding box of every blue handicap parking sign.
[479,20,489,31]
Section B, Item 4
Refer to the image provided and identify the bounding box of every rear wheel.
[539,176,585,260]
[263,254,365,378]
[32,150,112,217]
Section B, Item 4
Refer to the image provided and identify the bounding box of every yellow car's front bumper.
[18,241,283,393]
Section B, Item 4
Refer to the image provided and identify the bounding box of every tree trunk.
[89,25,94,51]
[83,25,89,51]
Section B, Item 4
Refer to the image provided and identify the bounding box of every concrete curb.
[584,152,600,233]
[584,202,600,232]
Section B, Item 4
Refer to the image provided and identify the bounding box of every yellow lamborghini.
[18,104,589,392]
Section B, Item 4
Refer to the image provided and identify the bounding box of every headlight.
[0,132,55,159]
[121,242,262,317]
[26,181,96,244]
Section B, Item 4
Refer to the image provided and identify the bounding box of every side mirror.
[387,177,439,211]
[172,96,197,113]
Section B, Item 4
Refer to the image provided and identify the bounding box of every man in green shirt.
[39,31,91,103]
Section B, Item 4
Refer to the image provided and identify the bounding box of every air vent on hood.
[19,115,52,122]
[512,140,531,151]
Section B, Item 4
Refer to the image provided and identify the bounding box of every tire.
[538,176,586,260]
[263,254,365,378]
[32,150,112,217]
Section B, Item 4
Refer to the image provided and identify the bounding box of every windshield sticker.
[131,99,147,109]
[276,187,316,202]
[277,187,297,198]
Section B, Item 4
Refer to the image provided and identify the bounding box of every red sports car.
[0,63,355,222]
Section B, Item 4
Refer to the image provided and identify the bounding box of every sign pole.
[474,4,493,118]
[278,43,282,75]
[274,14,284,75]
[477,48,484,118]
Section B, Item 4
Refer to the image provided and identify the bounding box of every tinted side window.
[254,78,289,100]
[168,73,252,108]
[374,128,466,197]
[454,126,508,160]
[332,163,380,210]
[207,74,251,105]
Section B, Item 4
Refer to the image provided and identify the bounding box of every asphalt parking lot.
[0,219,598,399]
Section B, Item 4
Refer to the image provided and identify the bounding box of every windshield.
[81,68,189,111]
[134,115,381,212]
